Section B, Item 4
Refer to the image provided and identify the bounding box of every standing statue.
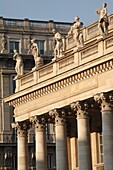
[68,16,84,49]
[1,34,7,53]
[52,29,64,60]
[13,49,23,79]
[31,39,43,71]
[96,3,109,36]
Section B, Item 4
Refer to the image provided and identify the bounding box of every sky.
[0,0,113,26]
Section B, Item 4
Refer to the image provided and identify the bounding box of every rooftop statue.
[52,29,64,61]
[31,39,43,71]
[68,16,84,49]
[1,34,7,53]
[96,3,109,36]
[13,49,23,79]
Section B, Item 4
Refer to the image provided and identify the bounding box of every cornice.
[9,58,113,107]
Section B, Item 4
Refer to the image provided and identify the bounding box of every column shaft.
[70,137,78,169]
[77,116,92,170]
[94,92,113,170]
[35,123,47,170]
[17,128,28,170]
[102,109,113,170]
[55,116,68,170]
[70,118,78,169]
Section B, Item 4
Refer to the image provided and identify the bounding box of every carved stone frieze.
[71,101,89,119]
[94,92,113,110]
[9,59,113,107]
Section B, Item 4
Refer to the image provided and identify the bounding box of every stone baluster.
[71,101,92,170]
[12,121,30,170]
[49,109,68,170]
[30,116,47,170]
[94,92,113,170]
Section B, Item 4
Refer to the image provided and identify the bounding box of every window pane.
[100,145,103,153]
[36,40,45,54]
[47,153,53,168]
[9,41,19,53]
[10,42,14,53]
[15,42,19,52]
[97,132,104,163]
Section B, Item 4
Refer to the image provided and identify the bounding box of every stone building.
[3,12,113,170]
[0,17,72,170]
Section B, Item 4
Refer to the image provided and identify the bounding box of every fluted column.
[49,109,68,170]
[94,92,113,170]
[30,116,47,170]
[71,102,92,170]
[13,121,30,170]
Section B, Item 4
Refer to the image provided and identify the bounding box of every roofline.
[0,16,73,25]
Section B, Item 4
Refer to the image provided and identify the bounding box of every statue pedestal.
[32,56,43,71]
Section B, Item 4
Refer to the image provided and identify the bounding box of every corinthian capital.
[49,109,66,125]
[94,93,106,104]
[49,108,66,118]
[30,116,45,124]
[12,120,30,130]
[94,92,113,110]
[70,101,89,119]
[30,116,46,131]
[12,120,30,136]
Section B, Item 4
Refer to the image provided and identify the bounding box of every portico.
[4,13,113,170]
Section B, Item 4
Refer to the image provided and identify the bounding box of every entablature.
[3,13,113,121]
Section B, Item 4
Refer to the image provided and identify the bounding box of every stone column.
[31,116,47,170]
[49,109,68,170]
[70,137,77,169]
[94,92,113,170]
[70,118,78,169]
[71,102,92,170]
[13,121,30,170]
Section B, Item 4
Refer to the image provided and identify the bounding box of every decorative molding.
[81,45,98,59]
[39,65,53,78]
[9,59,113,107]
[67,35,74,44]
[110,16,113,24]
[105,38,113,49]
[87,23,98,35]
[59,56,74,69]
[21,73,34,85]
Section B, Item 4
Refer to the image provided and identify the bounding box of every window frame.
[35,40,45,55]
[97,132,104,164]
[9,39,20,54]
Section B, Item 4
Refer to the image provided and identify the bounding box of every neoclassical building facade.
[4,12,113,170]
[0,17,72,169]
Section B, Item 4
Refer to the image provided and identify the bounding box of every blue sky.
[0,0,113,26]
